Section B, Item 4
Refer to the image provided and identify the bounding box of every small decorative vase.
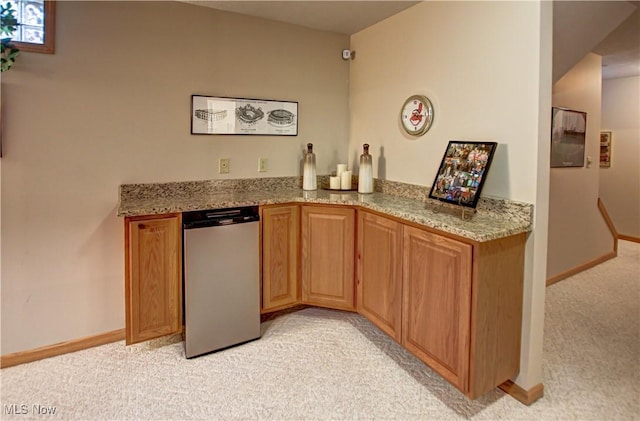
[303,143,317,191]
[358,143,373,194]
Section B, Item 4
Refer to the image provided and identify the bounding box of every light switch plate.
[258,157,268,172]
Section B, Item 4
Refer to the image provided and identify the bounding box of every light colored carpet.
[1,241,638,420]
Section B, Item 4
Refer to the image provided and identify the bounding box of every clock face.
[401,95,434,136]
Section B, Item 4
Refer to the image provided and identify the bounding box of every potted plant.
[1,2,20,72]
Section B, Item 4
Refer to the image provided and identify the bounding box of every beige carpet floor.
[1,241,638,420]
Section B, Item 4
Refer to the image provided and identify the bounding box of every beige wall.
[547,53,613,278]
[0,1,350,354]
[349,1,552,391]
[349,1,544,203]
[599,76,640,238]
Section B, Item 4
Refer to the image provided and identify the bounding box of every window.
[7,0,55,54]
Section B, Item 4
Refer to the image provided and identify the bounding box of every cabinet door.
[125,214,182,345]
[261,205,299,312]
[402,226,472,392]
[301,206,355,310]
[357,211,403,342]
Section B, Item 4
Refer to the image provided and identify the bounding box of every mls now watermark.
[4,404,57,416]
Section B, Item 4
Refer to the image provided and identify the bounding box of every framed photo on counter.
[429,141,497,209]
[191,95,298,136]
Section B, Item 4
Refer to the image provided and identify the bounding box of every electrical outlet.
[258,157,268,172]
[219,158,230,174]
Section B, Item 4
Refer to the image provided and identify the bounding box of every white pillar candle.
[340,170,352,190]
[329,176,341,190]
[336,164,347,178]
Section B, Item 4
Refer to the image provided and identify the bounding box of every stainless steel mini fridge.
[182,207,261,358]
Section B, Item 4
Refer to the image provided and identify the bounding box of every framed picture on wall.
[550,107,587,168]
[191,95,298,136]
[428,141,498,208]
[600,131,612,168]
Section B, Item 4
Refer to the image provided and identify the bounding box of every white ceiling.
[184,0,640,80]
[182,1,420,35]
[553,1,639,81]
[592,5,640,79]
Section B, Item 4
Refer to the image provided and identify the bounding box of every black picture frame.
[428,141,498,209]
[550,107,586,168]
[599,131,612,168]
[191,95,298,136]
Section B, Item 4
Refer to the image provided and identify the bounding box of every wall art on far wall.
[191,95,298,136]
[550,107,587,168]
[428,140,497,209]
[599,131,612,168]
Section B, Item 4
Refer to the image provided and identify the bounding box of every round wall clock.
[400,95,434,136]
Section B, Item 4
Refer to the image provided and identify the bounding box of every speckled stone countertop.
[118,177,533,242]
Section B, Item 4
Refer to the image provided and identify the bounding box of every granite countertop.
[118,178,533,243]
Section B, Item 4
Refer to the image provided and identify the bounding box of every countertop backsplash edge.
[118,176,533,242]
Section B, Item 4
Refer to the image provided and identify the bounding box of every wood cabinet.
[301,205,355,310]
[467,233,525,398]
[261,205,300,312]
[356,211,403,342]
[124,213,182,345]
[121,202,525,399]
[402,225,525,399]
[260,204,524,399]
[402,226,472,392]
